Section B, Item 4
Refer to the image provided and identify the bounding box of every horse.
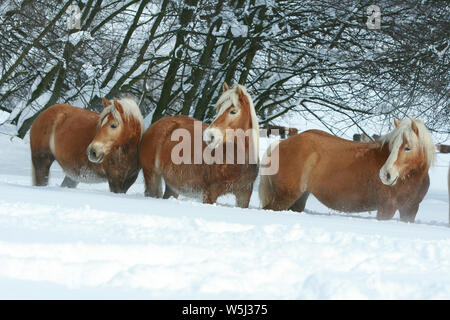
[353,133,380,142]
[287,127,299,137]
[259,118,435,222]
[30,97,144,193]
[266,125,299,139]
[437,144,450,153]
[139,83,259,207]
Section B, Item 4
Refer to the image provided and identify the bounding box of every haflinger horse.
[259,118,435,222]
[140,83,259,207]
[266,125,298,139]
[30,97,144,193]
[437,144,450,153]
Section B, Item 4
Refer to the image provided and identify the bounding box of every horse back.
[140,115,257,197]
[302,129,377,145]
[273,129,385,211]
[31,104,99,165]
[140,115,206,164]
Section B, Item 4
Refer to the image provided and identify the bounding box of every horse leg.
[235,184,253,208]
[376,204,396,220]
[31,153,54,186]
[163,184,179,199]
[61,176,79,188]
[143,168,163,198]
[120,169,140,194]
[399,174,429,223]
[202,186,221,205]
[263,194,299,211]
[107,177,126,194]
[203,193,219,204]
[261,181,302,211]
[259,171,301,211]
[289,191,310,213]
[399,203,420,223]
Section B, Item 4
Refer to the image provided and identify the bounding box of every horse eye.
[110,123,118,129]
[230,109,237,115]
[404,146,411,151]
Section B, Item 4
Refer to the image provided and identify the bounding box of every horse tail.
[30,106,61,186]
[259,173,274,209]
[258,141,279,208]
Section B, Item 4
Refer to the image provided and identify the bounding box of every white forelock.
[100,97,145,137]
[380,118,435,167]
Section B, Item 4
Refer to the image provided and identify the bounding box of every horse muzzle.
[379,168,399,186]
[87,145,105,163]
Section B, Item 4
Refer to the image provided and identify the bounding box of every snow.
[0,110,9,124]
[0,134,449,299]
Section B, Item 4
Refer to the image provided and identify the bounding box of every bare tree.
[0,0,448,140]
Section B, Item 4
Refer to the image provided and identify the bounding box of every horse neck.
[376,141,391,162]
[358,141,391,171]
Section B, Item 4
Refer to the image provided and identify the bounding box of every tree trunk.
[0,1,72,88]
[151,0,199,123]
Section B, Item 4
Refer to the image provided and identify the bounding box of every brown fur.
[30,99,142,193]
[140,85,258,207]
[437,144,450,153]
[266,125,298,139]
[260,128,431,222]
[288,127,299,137]
[353,133,380,142]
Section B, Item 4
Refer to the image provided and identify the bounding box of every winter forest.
[0,0,448,139]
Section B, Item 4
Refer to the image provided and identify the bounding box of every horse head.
[203,83,259,161]
[87,97,144,163]
[379,118,435,186]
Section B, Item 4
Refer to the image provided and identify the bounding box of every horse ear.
[235,84,244,98]
[222,82,230,92]
[102,98,111,108]
[411,119,419,135]
[394,118,400,127]
[113,98,124,114]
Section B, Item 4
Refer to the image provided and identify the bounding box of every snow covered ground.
[0,133,449,299]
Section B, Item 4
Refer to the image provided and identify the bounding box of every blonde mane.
[99,97,145,137]
[380,118,435,167]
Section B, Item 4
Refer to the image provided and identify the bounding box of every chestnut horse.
[437,144,450,153]
[259,118,435,222]
[266,125,298,139]
[30,97,144,193]
[140,83,259,207]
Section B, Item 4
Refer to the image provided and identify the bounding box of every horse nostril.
[386,172,391,180]
[88,148,98,160]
